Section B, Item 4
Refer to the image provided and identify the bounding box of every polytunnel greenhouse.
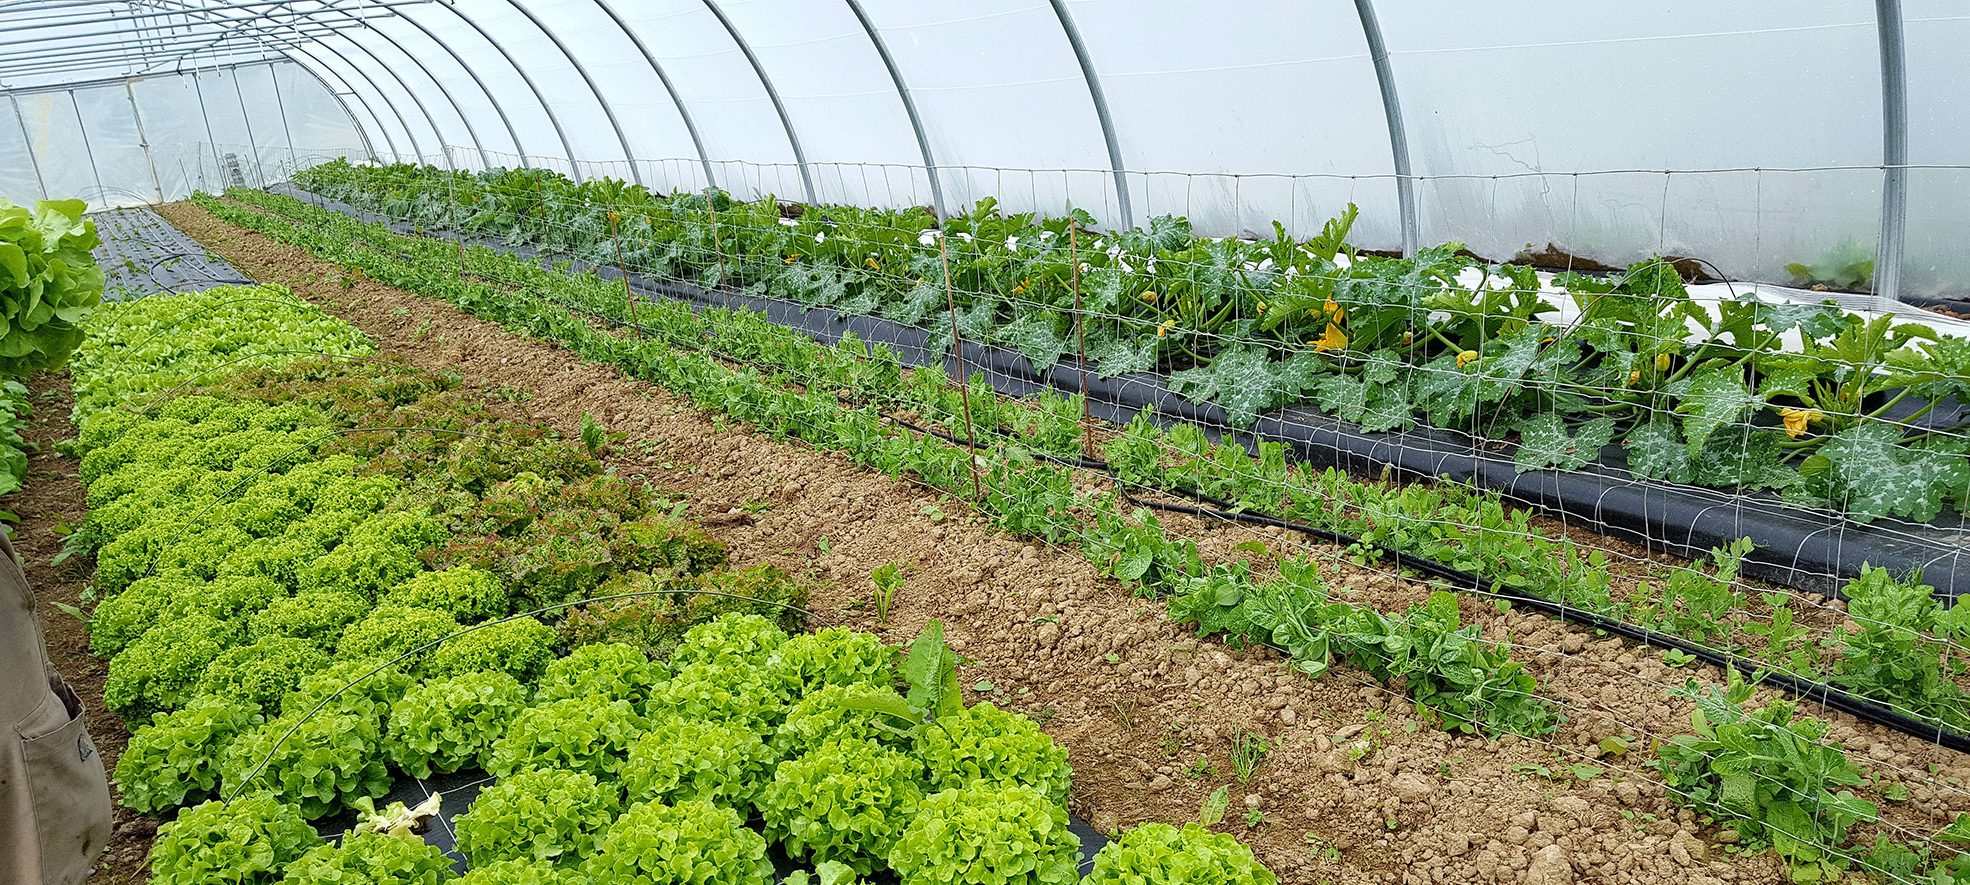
[1,2,1968,884]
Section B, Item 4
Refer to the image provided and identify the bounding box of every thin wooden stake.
[607,206,643,337]
[938,230,986,502]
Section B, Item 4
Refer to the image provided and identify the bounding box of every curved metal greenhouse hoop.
[841,0,943,218]
[384,10,529,167]
[588,0,717,190]
[699,0,814,203]
[496,0,642,185]
[429,1,581,178]
[1044,0,1131,229]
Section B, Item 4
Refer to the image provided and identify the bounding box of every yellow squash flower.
[1141,290,1158,303]
[1156,319,1176,338]
[1627,370,1642,386]
[783,254,797,264]
[1322,297,1345,321]
[1457,349,1479,368]
[1780,408,1823,439]
[1654,353,1672,372]
[1311,322,1349,352]
[865,257,881,270]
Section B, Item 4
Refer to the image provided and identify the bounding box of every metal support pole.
[590,0,716,189]
[67,90,107,203]
[266,61,301,182]
[1352,0,1418,256]
[190,66,226,185]
[1045,0,1131,229]
[1874,0,1909,301]
[842,0,943,217]
[701,0,814,203]
[229,67,265,184]
[8,94,50,199]
[124,79,166,203]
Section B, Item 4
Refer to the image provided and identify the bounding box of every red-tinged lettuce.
[581,799,774,885]
[148,794,322,885]
[385,670,530,777]
[452,767,618,868]
[887,783,1079,885]
[1085,823,1277,885]
[760,737,925,875]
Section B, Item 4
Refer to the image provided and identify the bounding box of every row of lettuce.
[76,286,1274,884]
[190,189,1970,882]
[208,186,1970,738]
[0,197,108,515]
[290,160,1970,526]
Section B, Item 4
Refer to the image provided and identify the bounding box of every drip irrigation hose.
[234,190,1970,754]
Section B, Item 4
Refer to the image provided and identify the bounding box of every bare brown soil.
[14,375,153,883]
[157,199,1970,885]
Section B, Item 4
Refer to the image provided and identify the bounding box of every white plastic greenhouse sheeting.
[2,63,365,210]
[1,0,1965,298]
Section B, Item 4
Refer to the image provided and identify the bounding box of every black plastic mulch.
[92,207,255,299]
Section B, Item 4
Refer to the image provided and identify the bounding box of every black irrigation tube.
[215,190,1970,754]
[261,185,1970,603]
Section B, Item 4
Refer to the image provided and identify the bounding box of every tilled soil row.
[162,199,1965,885]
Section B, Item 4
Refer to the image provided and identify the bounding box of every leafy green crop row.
[78,286,1273,883]
[194,189,1560,736]
[291,162,1970,525]
[203,188,1970,737]
[191,188,1970,883]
